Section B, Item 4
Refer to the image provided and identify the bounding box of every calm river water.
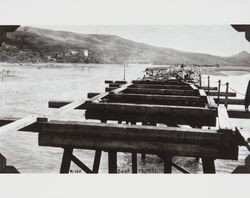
[0,64,249,173]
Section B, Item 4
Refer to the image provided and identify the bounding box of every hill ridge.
[0,26,249,65]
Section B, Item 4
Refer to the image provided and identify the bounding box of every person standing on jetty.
[244,80,250,111]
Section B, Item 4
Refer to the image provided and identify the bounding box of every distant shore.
[0,62,249,76]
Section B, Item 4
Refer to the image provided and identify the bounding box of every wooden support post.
[108,151,117,173]
[164,156,172,173]
[132,153,137,174]
[92,150,102,173]
[225,82,229,109]
[244,80,250,111]
[207,76,210,95]
[0,153,6,173]
[217,80,221,106]
[60,147,73,173]
[199,74,202,88]
[202,158,215,173]
[141,153,146,162]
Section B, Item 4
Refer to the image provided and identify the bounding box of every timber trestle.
[1,78,250,174]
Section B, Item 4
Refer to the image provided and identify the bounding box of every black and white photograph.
[1,24,250,174]
[0,0,250,197]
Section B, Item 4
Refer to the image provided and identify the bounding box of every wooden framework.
[1,78,250,174]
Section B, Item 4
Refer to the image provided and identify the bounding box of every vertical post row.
[60,147,73,173]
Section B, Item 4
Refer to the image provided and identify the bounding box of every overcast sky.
[35,25,250,57]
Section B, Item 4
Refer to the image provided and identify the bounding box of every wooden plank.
[217,105,233,132]
[25,120,240,146]
[200,86,217,91]
[0,117,18,127]
[38,134,239,160]
[118,83,191,89]
[110,82,133,94]
[199,89,207,97]
[0,115,37,134]
[87,93,100,98]
[190,84,198,90]
[207,96,217,109]
[48,100,71,108]
[228,110,250,119]
[47,99,86,120]
[85,82,132,103]
[214,98,244,105]
[85,92,109,103]
[105,87,115,92]
[47,99,250,119]
[109,93,202,101]
[83,102,215,117]
[105,80,113,84]
[206,91,236,97]
[85,110,216,126]
[123,88,198,96]
[132,80,185,85]
[115,80,127,84]
[107,93,206,106]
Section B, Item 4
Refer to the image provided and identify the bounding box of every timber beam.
[20,120,240,160]
[106,93,206,107]
[132,80,186,85]
[123,88,198,96]
[83,102,217,126]
[206,91,236,97]
[109,83,192,90]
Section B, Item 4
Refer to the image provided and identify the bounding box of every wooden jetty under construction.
[1,68,250,174]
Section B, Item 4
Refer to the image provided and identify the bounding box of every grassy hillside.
[0,26,250,65]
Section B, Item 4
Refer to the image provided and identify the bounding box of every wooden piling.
[199,74,202,88]
[92,150,102,173]
[217,80,221,106]
[132,153,137,173]
[225,82,229,109]
[108,151,117,173]
[207,76,210,95]
[244,80,250,111]
[164,156,172,173]
[60,147,73,173]
[202,158,215,173]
